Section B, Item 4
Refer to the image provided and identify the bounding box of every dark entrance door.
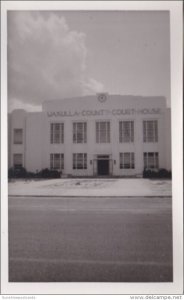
[97,159,109,175]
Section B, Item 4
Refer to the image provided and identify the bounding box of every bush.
[143,168,171,179]
[8,166,27,178]
[26,171,36,178]
[158,168,172,178]
[8,167,61,179]
[36,168,61,179]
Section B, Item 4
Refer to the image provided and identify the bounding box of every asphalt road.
[9,196,173,282]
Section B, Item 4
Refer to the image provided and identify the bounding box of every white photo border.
[1,0,183,295]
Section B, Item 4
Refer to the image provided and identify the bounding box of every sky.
[7,10,170,112]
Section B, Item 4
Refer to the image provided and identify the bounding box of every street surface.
[9,196,173,282]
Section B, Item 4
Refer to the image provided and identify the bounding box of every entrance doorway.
[97,155,109,176]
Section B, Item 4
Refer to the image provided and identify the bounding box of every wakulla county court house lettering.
[8,94,171,177]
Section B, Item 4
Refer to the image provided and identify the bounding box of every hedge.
[8,167,61,179]
[143,168,171,179]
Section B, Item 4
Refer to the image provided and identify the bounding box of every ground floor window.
[13,153,23,168]
[73,153,87,169]
[50,153,64,170]
[120,152,135,169]
[144,152,159,169]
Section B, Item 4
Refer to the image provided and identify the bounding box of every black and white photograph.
[1,0,183,296]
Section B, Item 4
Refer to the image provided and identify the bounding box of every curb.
[8,195,172,198]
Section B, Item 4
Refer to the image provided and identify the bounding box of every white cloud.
[8,11,104,111]
[82,78,104,95]
[9,98,42,112]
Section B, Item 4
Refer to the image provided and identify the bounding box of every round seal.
[97,93,107,103]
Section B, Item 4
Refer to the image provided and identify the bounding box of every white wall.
[25,112,44,172]
[9,95,171,176]
[10,109,26,168]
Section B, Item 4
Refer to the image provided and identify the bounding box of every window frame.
[119,152,135,169]
[73,122,87,144]
[50,123,64,144]
[50,153,64,170]
[13,153,23,168]
[73,153,87,170]
[96,120,110,143]
[13,128,23,144]
[119,120,134,143]
[143,120,158,143]
[143,152,159,169]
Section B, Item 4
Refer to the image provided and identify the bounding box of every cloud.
[9,98,42,112]
[8,11,104,111]
[82,78,104,95]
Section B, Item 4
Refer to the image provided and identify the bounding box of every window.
[143,120,158,142]
[50,153,64,170]
[119,121,134,143]
[73,153,87,169]
[144,152,159,169]
[73,122,87,143]
[120,153,135,169]
[14,129,23,144]
[13,153,23,168]
[96,121,110,143]
[50,123,64,144]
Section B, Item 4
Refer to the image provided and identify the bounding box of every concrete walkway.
[8,178,172,197]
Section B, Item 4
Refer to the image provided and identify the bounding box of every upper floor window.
[13,153,23,168]
[73,122,87,143]
[119,121,134,143]
[50,153,64,170]
[73,153,87,169]
[143,120,158,142]
[96,121,110,143]
[50,123,64,144]
[14,129,23,144]
[144,152,159,169]
[120,152,135,169]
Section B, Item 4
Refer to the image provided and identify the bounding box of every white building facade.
[8,94,171,177]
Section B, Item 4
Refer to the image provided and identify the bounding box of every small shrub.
[158,169,172,178]
[8,167,61,179]
[8,166,27,178]
[26,171,36,178]
[37,168,61,178]
[143,168,171,179]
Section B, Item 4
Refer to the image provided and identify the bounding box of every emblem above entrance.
[97,93,107,103]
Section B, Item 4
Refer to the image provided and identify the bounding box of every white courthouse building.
[8,94,171,177]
